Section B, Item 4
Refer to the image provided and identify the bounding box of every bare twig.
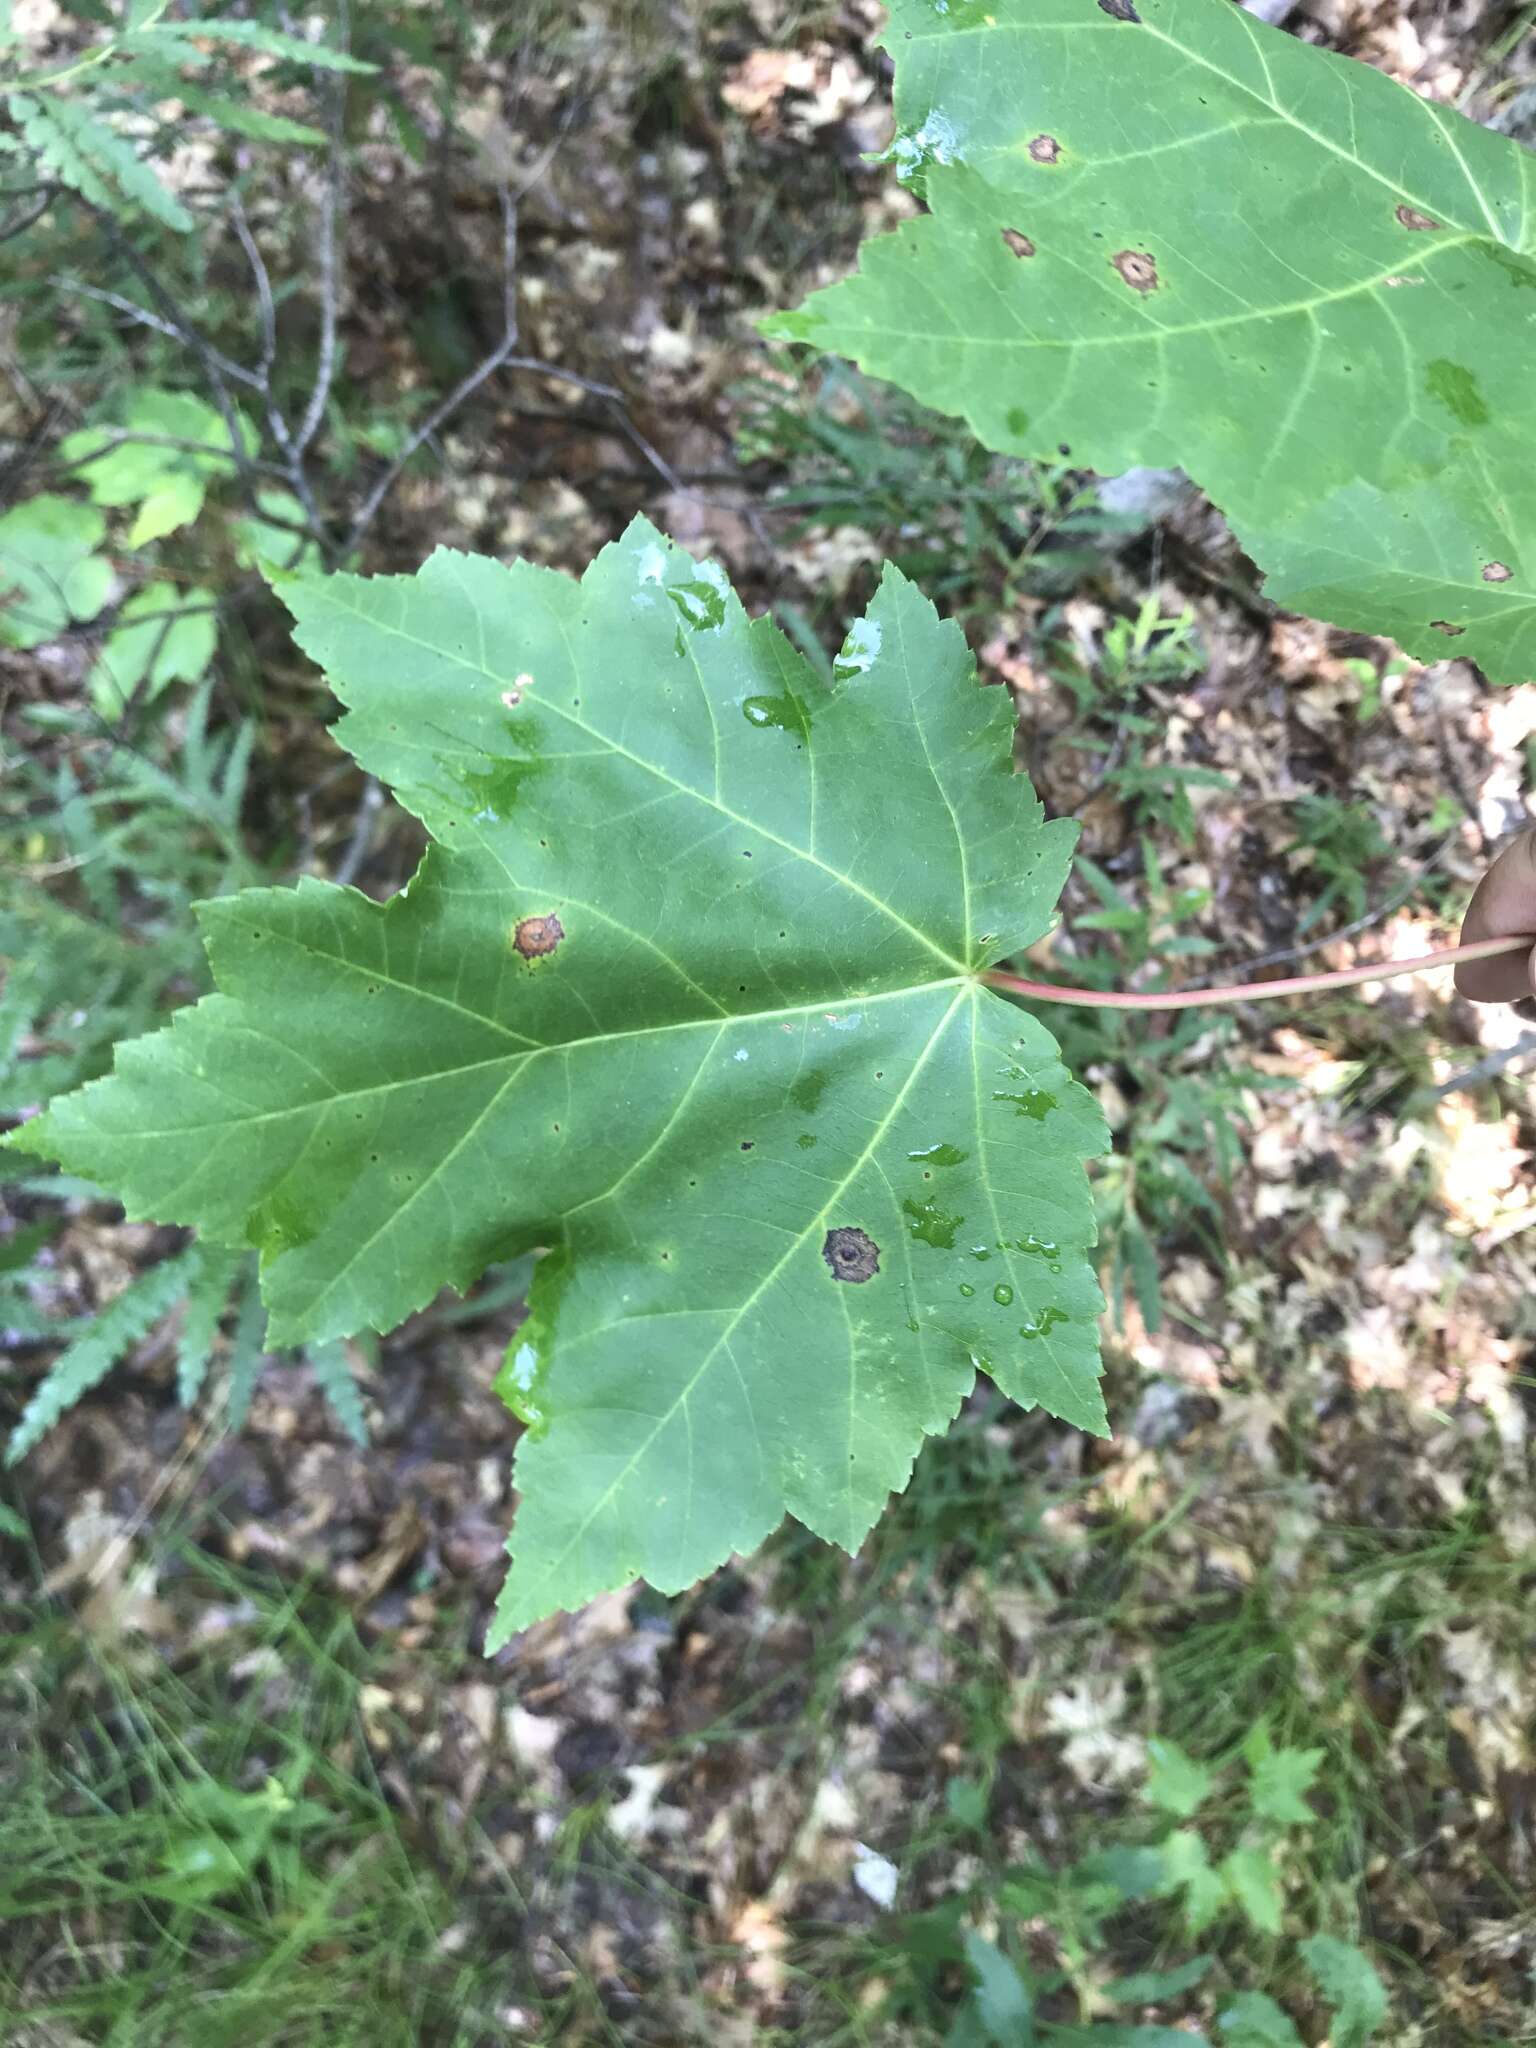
[1428,1030,1536,1101]
[332,775,385,887]
[228,188,278,379]
[601,397,686,497]
[0,395,66,501]
[293,5,348,459]
[226,188,333,558]
[1183,829,1461,987]
[65,209,277,543]
[340,183,523,557]
[50,275,263,391]
[50,600,226,636]
[0,186,57,243]
[49,428,291,482]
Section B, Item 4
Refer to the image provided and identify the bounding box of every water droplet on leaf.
[902,1196,963,1250]
[1019,1307,1069,1341]
[495,1339,551,1436]
[832,616,883,682]
[994,1088,1056,1121]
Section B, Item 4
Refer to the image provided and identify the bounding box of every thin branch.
[332,775,385,887]
[985,933,1531,1011]
[64,210,274,544]
[48,428,290,482]
[293,4,348,459]
[0,186,57,243]
[50,276,263,390]
[1189,828,1461,987]
[228,188,278,380]
[225,188,333,558]
[0,396,66,501]
[601,397,686,496]
[56,600,225,635]
[340,183,523,557]
[1428,1030,1536,1101]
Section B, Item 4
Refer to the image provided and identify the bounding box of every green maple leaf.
[1300,1936,1387,2048]
[1245,1741,1323,1824]
[1143,1736,1216,1818]
[765,0,1536,682]
[1218,1991,1304,2048]
[10,519,1108,1634]
[1219,1845,1284,1935]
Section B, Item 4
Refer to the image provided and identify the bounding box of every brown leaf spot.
[1000,227,1036,260]
[1483,561,1513,583]
[1098,0,1141,17]
[823,1227,880,1284]
[513,913,565,959]
[1027,134,1060,166]
[1395,205,1442,231]
[1112,248,1159,293]
[1430,620,1466,637]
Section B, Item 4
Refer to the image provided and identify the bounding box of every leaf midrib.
[116,974,970,1141]
[498,981,974,1624]
[320,576,971,978]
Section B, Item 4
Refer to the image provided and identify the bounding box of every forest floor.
[5,0,1536,2042]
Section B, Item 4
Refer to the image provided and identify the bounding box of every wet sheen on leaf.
[766,0,1536,682]
[10,520,1108,1635]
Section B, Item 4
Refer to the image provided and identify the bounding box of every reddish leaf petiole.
[983,933,1534,1012]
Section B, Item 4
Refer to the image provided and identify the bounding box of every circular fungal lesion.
[1483,562,1513,583]
[822,1227,880,1284]
[1027,134,1061,166]
[513,912,565,959]
[1111,248,1159,293]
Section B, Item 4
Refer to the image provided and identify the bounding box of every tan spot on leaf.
[1111,248,1159,293]
[513,913,565,959]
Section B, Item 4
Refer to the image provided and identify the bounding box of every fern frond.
[4,1247,199,1465]
[172,87,325,146]
[223,1268,269,1430]
[8,93,116,212]
[175,1242,245,1407]
[138,21,377,74]
[7,91,192,230]
[306,1339,369,1446]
